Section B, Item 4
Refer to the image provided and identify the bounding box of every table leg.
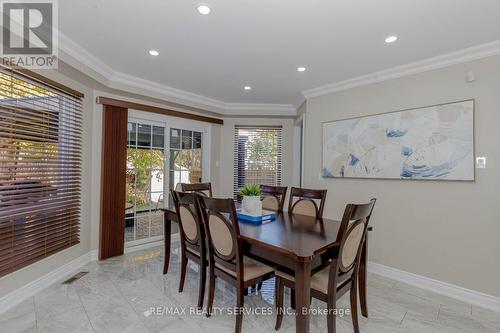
[163,214,172,274]
[359,234,368,317]
[295,259,311,333]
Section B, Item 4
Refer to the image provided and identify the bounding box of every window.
[169,128,203,192]
[233,126,282,198]
[0,67,82,277]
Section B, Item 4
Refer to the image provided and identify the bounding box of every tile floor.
[1,242,499,333]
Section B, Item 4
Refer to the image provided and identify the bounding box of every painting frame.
[321,99,475,181]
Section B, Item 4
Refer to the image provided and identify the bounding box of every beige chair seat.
[216,256,273,282]
[276,266,351,294]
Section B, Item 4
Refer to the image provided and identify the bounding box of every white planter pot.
[242,196,262,216]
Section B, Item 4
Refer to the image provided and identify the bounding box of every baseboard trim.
[0,252,91,314]
[368,261,500,313]
[0,235,180,314]
[90,249,99,261]
[124,240,165,254]
[124,233,178,254]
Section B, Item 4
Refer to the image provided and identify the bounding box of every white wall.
[303,55,500,297]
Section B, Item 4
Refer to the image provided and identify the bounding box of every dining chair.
[261,185,288,212]
[250,185,287,291]
[196,195,275,333]
[181,182,213,197]
[171,190,207,309]
[288,187,327,218]
[275,199,376,333]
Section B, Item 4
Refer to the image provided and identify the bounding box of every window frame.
[233,125,283,199]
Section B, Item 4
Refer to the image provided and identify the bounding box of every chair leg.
[350,281,360,333]
[275,277,284,330]
[179,253,187,293]
[326,297,337,333]
[197,264,206,309]
[359,237,369,318]
[290,289,296,310]
[235,285,244,333]
[257,282,263,290]
[206,269,216,317]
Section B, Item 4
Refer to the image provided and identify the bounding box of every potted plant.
[239,184,262,215]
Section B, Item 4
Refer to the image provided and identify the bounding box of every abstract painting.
[322,100,474,180]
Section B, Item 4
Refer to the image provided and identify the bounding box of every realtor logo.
[1,0,58,68]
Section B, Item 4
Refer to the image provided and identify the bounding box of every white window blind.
[233,126,282,198]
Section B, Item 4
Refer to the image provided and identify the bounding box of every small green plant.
[239,184,262,196]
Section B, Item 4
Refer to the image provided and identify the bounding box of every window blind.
[0,66,82,278]
[233,126,282,198]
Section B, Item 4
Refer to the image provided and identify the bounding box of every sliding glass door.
[125,113,209,247]
[125,123,165,245]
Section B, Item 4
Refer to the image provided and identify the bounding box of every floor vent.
[62,271,89,284]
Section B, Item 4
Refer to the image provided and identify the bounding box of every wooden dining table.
[161,207,372,333]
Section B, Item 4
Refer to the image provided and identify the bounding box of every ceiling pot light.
[244,86,252,91]
[197,4,211,15]
[297,67,306,72]
[385,36,398,44]
[149,50,159,56]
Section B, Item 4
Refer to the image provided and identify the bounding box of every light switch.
[476,157,486,169]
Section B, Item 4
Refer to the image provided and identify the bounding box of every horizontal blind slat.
[233,126,283,198]
[0,66,82,278]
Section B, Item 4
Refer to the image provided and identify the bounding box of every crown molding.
[109,72,297,115]
[57,33,297,116]
[109,71,227,113]
[291,94,307,112]
[58,32,114,82]
[58,32,500,115]
[224,102,296,116]
[303,39,500,99]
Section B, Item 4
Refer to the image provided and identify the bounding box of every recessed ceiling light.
[197,4,211,15]
[297,67,306,72]
[244,86,252,91]
[385,36,398,44]
[149,50,159,56]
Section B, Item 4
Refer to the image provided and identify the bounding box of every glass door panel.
[125,122,165,245]
[168,128,203,206]
[125,120,204,246]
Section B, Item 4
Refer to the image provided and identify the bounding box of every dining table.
[161,206,372,333]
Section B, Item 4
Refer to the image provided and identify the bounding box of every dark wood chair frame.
[275,199,376,333]
[181,182,213,197]
[197,195,275,333]
[171,190,208,309]
[260,185,288,212]
[288,187,327,218]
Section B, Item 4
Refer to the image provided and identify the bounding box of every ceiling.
[59,0,500,111]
